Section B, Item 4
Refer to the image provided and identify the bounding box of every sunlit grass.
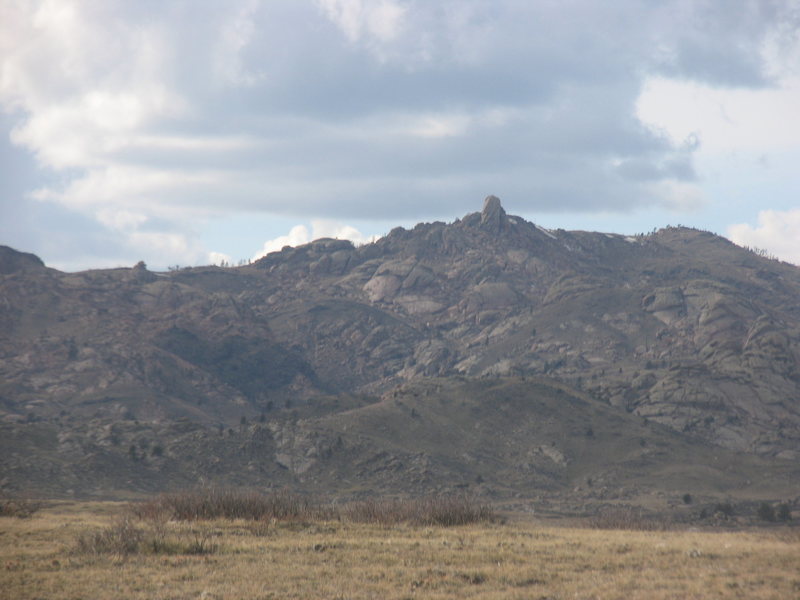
[1,501,798,599]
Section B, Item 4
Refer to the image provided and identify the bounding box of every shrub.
[131,488,327,522]
[184,528,217,555]
[76,515,218,557]
[417,495,495,526]
[776,503,792,522]
[588,506,670,531]
[342,495,494,527]
[713,503,734,517]
[0,496,40,518]
[130,488,494,527]
[76,517,144,556]
[757,502,776,522]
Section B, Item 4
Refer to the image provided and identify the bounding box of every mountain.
[1,197,799,510]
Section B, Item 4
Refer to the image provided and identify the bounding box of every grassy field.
[1,499,799,600]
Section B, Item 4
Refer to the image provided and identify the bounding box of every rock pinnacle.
[480,195,507,232]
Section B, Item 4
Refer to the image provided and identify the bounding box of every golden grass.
[2,501,799,599]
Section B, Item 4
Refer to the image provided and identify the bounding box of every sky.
[1,0,799,271]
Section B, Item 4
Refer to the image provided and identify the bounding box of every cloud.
[208,251,234,266]
[316,0,407,45]
[253,220,379,260]
[1,0,797,268]
[637,76,800,156]
[728,209,800,265]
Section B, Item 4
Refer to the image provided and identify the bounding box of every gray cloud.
[0,0,794,268]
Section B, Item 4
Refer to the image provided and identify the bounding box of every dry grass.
[2,500,799,599]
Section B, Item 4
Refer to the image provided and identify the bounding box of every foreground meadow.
[1,499,799,600]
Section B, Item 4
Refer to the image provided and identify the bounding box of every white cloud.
[649,180,705,212]
[208,251,234,266]
[95,207,148,231]
[253,224,312,258]
[213,0,264,86]
[253,220,379,260]
[316,0,406,44]
[30,165,222,220]
[127,231,205,267]
[728,209,800,265]
[637,75,800,156]
[406,113,471,138]
[312,220,380,246]
[10,86,185,169]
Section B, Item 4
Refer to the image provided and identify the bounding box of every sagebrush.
[587,505,670,531]
[130,488,495,526]
[0,496,40,518]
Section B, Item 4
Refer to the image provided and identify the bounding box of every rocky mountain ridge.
[2,196,799,504]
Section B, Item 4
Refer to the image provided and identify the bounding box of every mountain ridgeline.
[1,197,799,507]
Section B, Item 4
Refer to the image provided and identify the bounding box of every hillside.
[1,197,799,509]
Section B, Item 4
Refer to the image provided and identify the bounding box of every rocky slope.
[1,197,799,503]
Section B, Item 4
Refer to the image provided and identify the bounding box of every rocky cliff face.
[247,197,800,458]
[2,197,799,499]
